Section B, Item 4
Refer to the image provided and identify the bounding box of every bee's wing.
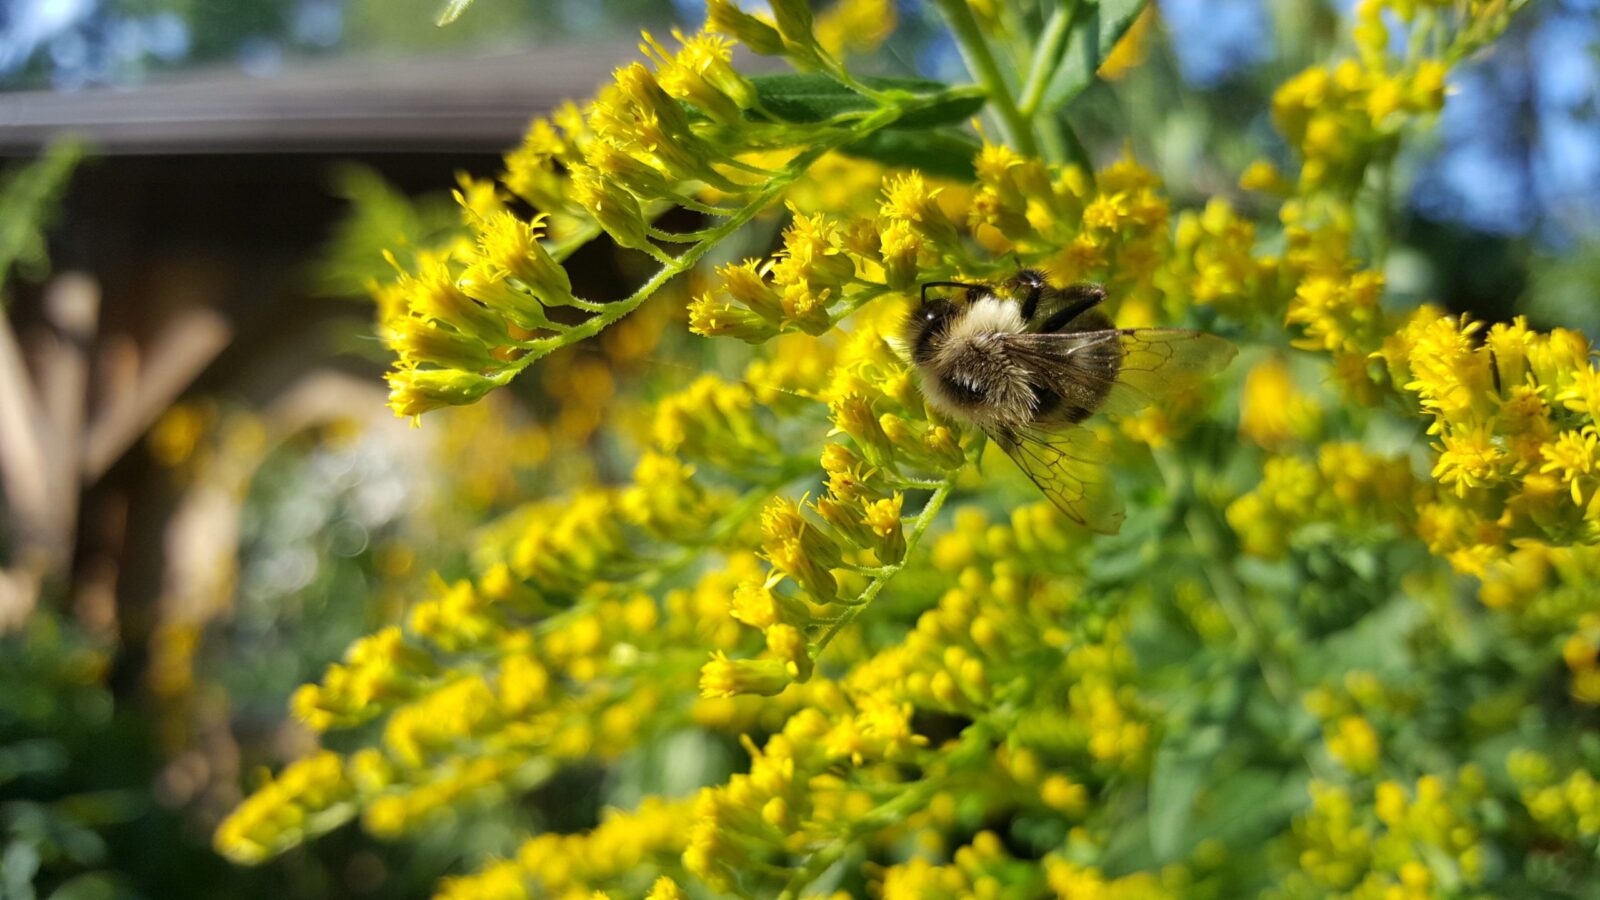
[1004,328,1238,418]
[986,425,1126,534]
[982,328,1234,534]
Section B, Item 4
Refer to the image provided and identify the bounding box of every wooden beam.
[0,300,53,554]
[38,274,99,554]
[82,307,232,482]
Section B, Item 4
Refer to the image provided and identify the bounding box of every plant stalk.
[930,0,1039,156]
[1017,0,1080,117]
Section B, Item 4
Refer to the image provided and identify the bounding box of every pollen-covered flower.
[474,211,577,307]
[1541,429,1600,504]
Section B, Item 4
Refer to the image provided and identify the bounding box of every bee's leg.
[1038,283,1107,333]
[1019,283,1044,323]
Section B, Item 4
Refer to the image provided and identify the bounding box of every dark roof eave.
[0,42,636,155]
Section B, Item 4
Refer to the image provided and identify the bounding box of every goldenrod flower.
[223,2,1571,896]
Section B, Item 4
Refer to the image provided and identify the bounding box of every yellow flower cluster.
[870,505,1151,772]
[695,309,975,700]
[694,140,1205,349]
[971,147,1170,322]
[1044,856,1176,899]
[1278,772,1488,898]
[1166,198,1290,320]
[220,379,824,862]
[1271,0,1527,197]
[1509,749,1600,842]
[869,832,1049,899]
[1563,612,1600,704]
[649,374,787,471]
[1272,57,1446,194]
[1379,312,1600,572]
[1237,356,1324,450]
[1227,443,1416,558]
[813,0,896,59]
[377,19,841,418]
[690,171,956,340]
[701,503,1146,894]
[1304,671,1425,777]
[217,0,1585,895]
[214,751,351,865]
[288,626,433,731]
[434,798,690,900]
[683,697,925,892]
[1270,0,1531,404]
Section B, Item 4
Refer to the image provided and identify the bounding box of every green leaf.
[435,0,473,26]
[749,74,985,128]
[1193,768,1307,848]
[839,128,982,180]
[1148,722,1225,862]
[1040,0,1150,111]
[0,140,83,304]
[47,873,117,900]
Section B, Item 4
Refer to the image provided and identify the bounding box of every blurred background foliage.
[0,0,1597,896]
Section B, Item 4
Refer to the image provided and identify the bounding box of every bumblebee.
[906,269,1236,533]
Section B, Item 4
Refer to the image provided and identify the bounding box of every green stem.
[811,479,955,656]
[1036,109,1069,166]
[931,0,1039,157]
[821,59,898,106]
[776,778,946,899]
[498,152,850,382]
[774,723,997,897]
[1016,0,1079,118]
[1371,155,1395,266]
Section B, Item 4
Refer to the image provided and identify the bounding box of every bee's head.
[1004,268,1048,298]
[907,295,961,364]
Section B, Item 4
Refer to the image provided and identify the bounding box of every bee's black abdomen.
[1059,402,1097,425]
[1034,382,1096,424]
[1062,341,1121,422]
[1032,383,1063,419]
[1031,327,1123,427]
[938,373,987,406]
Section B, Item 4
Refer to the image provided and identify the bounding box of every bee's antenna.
[920,280,980,304]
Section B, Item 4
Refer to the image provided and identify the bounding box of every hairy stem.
[776,782,943,898]
[812,479,955,655]
[489,86,986,388]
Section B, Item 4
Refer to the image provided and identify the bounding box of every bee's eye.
[918,300,955,326]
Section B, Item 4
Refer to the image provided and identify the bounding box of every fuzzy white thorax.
[946,295,1025,341]
[919,295,1037,430]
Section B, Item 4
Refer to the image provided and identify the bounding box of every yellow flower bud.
[766,623,813,680]
[570,167,657,256]
[699,653,792,697]
[387,368,499,419]
[689,293,782,343]
[831,394,896,466]
[705,0,785,56]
